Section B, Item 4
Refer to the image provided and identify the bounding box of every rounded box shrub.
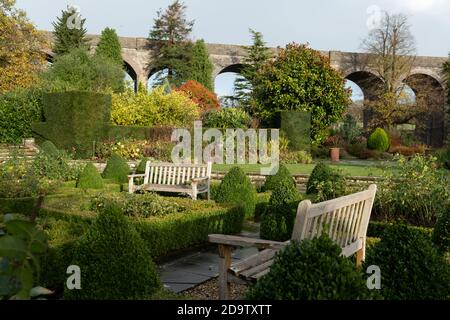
[263,164,295,191]
[76,163,104,189]
[39,140,60,157]
[364,223,450,300]
[102,153,130,184]
[306,163,346,200]
[64,204,161,300]
[260,179,302,241]
[246,235,373,300]
[367,128,390,152]
[214,167,256,219]
[432,208,450,253]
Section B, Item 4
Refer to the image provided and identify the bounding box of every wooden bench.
[128,161,212,200]
[209,184,377,299]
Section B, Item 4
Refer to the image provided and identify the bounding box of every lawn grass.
[213,161,391,177]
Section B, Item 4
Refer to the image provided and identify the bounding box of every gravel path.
[183,277,249,300]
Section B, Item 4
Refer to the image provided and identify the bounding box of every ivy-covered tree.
[253,43,350,144]
[52,6,90,56]
[149,0,194,86]
[0,0,46,93]
[234,29,272,112]
[190,39,213,90]
[95,27,123,66]
[444,56,450,123]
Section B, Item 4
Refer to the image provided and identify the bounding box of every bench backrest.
[143,161,212,185]
[292,184,377,255]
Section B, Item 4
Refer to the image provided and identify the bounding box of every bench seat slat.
[230,249,278,275]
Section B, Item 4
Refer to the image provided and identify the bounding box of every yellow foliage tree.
[111,86,200,127]
[0,0,47,93]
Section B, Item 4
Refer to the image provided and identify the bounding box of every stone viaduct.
[40,31,448,147]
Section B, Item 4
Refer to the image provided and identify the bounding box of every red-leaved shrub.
[177,80,220,114]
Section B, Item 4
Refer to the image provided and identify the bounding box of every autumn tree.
[361,12,426,129]
[0,0,46,93]
[149,0,194,86]
[95,27,123,67]
[52,5,89,56]
[234,29,272,113]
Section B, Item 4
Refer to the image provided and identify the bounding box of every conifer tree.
[234,29,272,113]
[190,39,213,90]
[95,27,123,66]
[149,0,194,86]
[52,6,89,56]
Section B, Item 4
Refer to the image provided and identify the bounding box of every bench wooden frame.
[128,161,212,200]
[209,184,377,299]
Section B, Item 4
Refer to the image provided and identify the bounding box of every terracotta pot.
[330,147,340,162]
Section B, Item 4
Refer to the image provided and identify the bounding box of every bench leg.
[191,182,198,200]
[218,245,232,300]
[356,246,365,267]
[128,177,134,194]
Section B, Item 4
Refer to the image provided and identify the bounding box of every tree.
[190,39,213,90]
[253,43,350,144]
[444,56,450,123]
[361,12,426,129]
[95,27,123,66]
[52,5,89,56]
[40,48,125,93]
[234,29,272,113]
[149,0,194,86]
[0,0,46,93]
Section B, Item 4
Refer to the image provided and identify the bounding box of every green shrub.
[39,140,60,156]
[435,148,450,170]
[136,157,150,174]
[306,163,346,201]
[367,128,390,152]
[31,148,79,181]
[375,154,450,226]
[264,164,295,191]
[0,88,43,144]
[76,163,104,189]
[95,139,146,160]
[64,204,161,300]
[40,48,125,93]
[432,208,450,253]
[260,180,301,241]
[246,235,373,300]
[90,192,185,218]
[367,221,432,239]
[214,167,256,218]
[254,192,271,222]
[364,223,450,300]
[202,108,251,129]
[102,154,130,183]
[281,150,313,164]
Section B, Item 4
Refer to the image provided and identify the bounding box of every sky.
[15,0,450,98]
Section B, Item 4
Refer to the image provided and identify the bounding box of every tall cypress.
[95,27,123,66]
[52,6,90,56]
[190,39,213,90]
[234,29,272,113]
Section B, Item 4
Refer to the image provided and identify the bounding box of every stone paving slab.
[159,223,260,293]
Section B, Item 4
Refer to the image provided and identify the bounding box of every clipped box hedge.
[38,197,244,289]
[0,197,37,215]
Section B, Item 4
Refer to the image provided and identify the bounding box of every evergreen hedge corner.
[32,91,112,158]
[102,153,130,184]
[76,163,104,189]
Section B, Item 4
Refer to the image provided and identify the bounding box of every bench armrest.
[208,234,287,249]
[128,174,146,179]
[191,176,209,183]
